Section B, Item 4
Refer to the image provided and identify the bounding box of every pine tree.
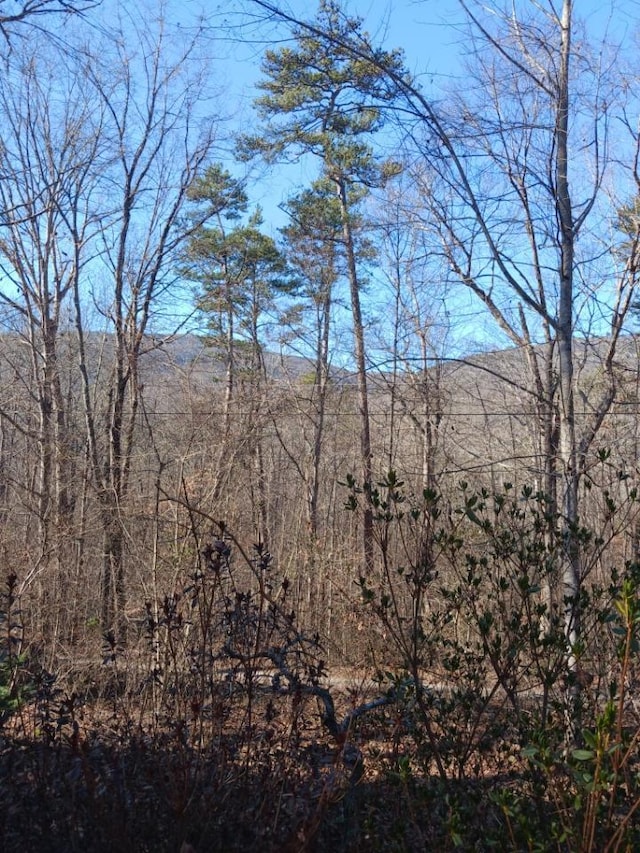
[241,0,403,573]
[182,165,295,536]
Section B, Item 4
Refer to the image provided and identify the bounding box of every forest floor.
[1,660,638,852]
[0,668,532,853]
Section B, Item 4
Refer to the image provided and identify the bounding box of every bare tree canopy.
[0,0,99,41]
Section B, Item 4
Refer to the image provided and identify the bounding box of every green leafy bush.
[345,467,640,849]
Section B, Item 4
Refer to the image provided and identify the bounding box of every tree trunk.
[555,0,581,681]
[335,175,374,575]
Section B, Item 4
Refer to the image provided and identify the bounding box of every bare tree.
[371,175,449,494]
[278,179,344,542]
[402,0,639,686]
[0,39,106,653]
[0,0,100,44]
[71,9,217,642]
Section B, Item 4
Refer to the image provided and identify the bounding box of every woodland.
[1,0,640,850]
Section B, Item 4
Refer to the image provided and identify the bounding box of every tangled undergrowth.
[1,476,640,851]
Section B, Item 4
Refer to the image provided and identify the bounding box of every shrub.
[0,572,30,725]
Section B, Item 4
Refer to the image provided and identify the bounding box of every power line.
[137,408,640,417]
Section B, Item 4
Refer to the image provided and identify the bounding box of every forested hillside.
[1,1,640,850]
